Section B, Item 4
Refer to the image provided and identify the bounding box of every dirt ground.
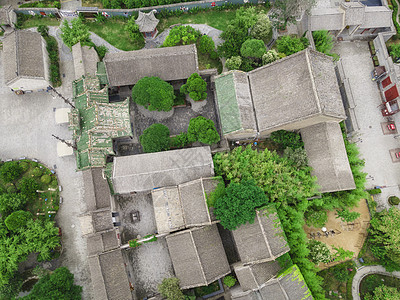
[304,199,371,270]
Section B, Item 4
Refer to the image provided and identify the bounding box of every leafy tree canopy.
[250,13,272,42]
[60,18,90,48]
[22,267,82,300]
[163,25,201,47]
[225,56,242,70]
[180,73,207,101]
[187,116,220,145]
[304,208,327,228]
[390,43,400,59]
[158,277,185,300]
[132,76,175,111]
[308,240,331,264]
[124,16,143,42]
[336,208,360,222]
[270,130,304,150]
[4,210,32,232]
[283,147,308,169]
[198,35,215,54]
[0,193,28,217]
[240,39,266,59]
[139,123,170,153]
[18,177,39,199]
[271,0,316,28]
[262,49,280,65]
[312,30,334,55]
[0,161,23,183]
[214,180,268,230]
[365,285,400,300]
[276,35,308,56]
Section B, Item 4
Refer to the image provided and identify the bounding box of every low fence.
[15,0,264,17]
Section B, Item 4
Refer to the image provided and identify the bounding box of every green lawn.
[86,19,145,51]
[20,17,60,29]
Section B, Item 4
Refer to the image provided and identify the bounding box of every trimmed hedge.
[388,195,400,206]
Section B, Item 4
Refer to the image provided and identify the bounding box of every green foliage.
[270,0,316,28]
[308,240,331,264]
[163,25,201,47]
[132,76,175,111]
[21,267,82,300]
[187,116,220,145]
[214,180,268,230]
[19,162,29,172]
[129,239,142,248]
[41,175,52,185]
[392,0,400,35]
[18,178,39,199]
[388,196,400,206]
[180,73,207,101]
[6,185,16,194]
[0,193,28,217]
[368,207,400,271]
[240,39,266,59]
[94,45,108,60]
[0,162,23,183]
[32,167,43,177]
[199,35,215,54]
[276,35,308,56]
[158,277,185,300]
[225,56,242,70]
[332,263,351,282]
[270,130,303,150]
[124,16,144,44]
[336,208,360,222]
[37,24,49,36]
[332,246,354,262]
[223,275,237,287]
[312,30,334,55]
[250,13,272,42]
[304,208,327,228]
[60,18,90,48]
[39,27,61,86]
[4,211,32,232]
[368,188,382,195]
[206,179,226,208]
[262,49,280,65]
[139,124,171,153]
[169,133,189,149]
[283,147,308,169]
[364,283,400,300]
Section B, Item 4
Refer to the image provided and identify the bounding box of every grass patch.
[17,15,60,29]
[198,51,223,73]
[86,19,144,51]
[360,274,400,298]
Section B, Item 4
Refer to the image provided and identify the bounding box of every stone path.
[352,265,400,300]
[145,24,223,49]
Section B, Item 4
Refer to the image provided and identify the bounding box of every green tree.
[158,277,185,300]
[18,178,39,199]
[214,180,268,230]
[312,30,334,54]
[139,124,170,153]
[283,147,308,169]
[198,35,215,54]
[332,246,354,262]
[308,240,331,264]
[365,285,400,300]
[270,130,304,150]
[0,193,28,217]
[60,18,90,48]
[336,208,360,222]
[223,275,237,287]
[4,210,32,232]
[250,13,272,42]
[132,76,175,111]
[163,26,200,47]
[240,39,266,59]
[276,35,307,56]
[271,0,316,28]
[332,263,350,282]
[390,43,400,59]
[22,267,82,300]
[37,25,49,36]
[0,161,23,183]
[262,49,280,65]
[225,56,242,70]
[368,207,400,271]
[187,116,220,145]
[304,208,327,228]
[124,16,143,42]
[180,73,207,101]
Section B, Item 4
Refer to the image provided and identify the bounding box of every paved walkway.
[352,265,400,299]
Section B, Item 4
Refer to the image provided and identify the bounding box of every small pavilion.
[135,10,159,38]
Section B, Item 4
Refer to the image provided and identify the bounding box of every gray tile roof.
[0,5,15,26]
[86,230,119,257]
[214,71,257,136]
[234,261,281,291]
[135,10,159,32]
[232,206,289,265]
[88,249,132,300]
[91,210,114,233]
[3,30,46,85]
[83,168,111,211]
[103,44,198,87]
[72,43,99,80]
[166,224,230,289]
[300,121,356,193]
[248,48,345,133]
[112,146,214,193]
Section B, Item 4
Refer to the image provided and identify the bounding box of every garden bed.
[16,14,60,29]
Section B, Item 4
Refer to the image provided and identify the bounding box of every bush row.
[38,26,62,87]
[19,0,60,8]
[392,0,400,34]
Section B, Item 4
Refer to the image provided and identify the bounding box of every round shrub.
[19,162,30,172]
[225,56,242,71]
[4,210,32,231]
[0,161,23,183]
[180,73,207,101]
[223,275,237,287]
[307,240,331,264]
[187,116,220,145]
[50,178,58,188]
[198,35,215,54]
[388,196,400,206]
[240,39,266,59]
[41,175,52,185]
[139,124,171,153]
[32,167,43,177]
